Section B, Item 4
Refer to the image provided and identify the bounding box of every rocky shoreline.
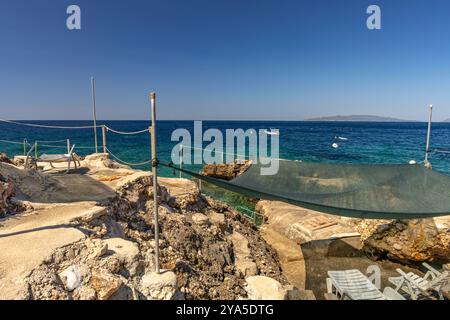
[0,154,299,300]
[1,154,449,300]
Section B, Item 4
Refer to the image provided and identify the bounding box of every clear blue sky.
[0,0,449,120]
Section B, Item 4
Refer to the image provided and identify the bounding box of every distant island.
[305,115,406,122]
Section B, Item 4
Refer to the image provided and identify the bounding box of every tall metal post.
[23,139,27,156]
[150,92,160,274]
[424,104,433,169]
[179,144,183,179]
[102,125,107,154]
[91,77,99,154]
[34,142,38,160]
[67,139,70,154]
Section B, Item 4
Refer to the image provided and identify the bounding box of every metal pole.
[179,144,183,179]
[102,125,107,154]
[34,142,37,160]
[67,139,70,154]
[91,76,98,153]
[150,92,160,274]
[424,104,433,168]
[23,139,26,156]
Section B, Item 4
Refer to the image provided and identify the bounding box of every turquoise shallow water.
[2,120,450,211]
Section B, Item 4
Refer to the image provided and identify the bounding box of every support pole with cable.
[91,76,98,154]
[424,104,433,169]
[179,144,183,179]
[102,125,107,154]
[150,92,160,274]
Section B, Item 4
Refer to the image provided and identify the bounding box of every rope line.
[0,119,151,136]
[35,139,69,143]
[105,147,152,166]
[0,139,30,145]
[0,119,97,129]
[105,126,150,135]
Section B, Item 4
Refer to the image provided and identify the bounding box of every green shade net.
[163,161,450,219]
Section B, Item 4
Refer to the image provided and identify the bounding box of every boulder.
[236,260,258,277]
[140,270,178,300]
[90,269,123,300]
[192,213,210,226]
[209,211,225,227]
[58,265,82,291]
[228,232,258,277]
[86,239,108,260]
[0,153,13,164]
[82,153,130,170]
[104,237,141,276]
[245,276,287,300]
[0,173,15,216]
[441,283,450,300]
[355,218,450,263]
[200,161,251,180]
[73,286,96,300]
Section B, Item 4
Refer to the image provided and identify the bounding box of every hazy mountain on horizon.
[304,115,409,122]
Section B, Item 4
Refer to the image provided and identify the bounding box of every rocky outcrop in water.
[354,219,450,263]
[200,160,251,180]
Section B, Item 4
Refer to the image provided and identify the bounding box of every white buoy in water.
[332,143,339,149]
[409,160,417,165]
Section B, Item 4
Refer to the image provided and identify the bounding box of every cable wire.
[105,126,150,135]
[105,147,152,166]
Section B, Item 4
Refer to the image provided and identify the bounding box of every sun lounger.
[327,269,405,300]
[25,143,80,173]
[388,263,449,300]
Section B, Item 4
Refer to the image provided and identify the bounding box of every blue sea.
[2,120,450,176]
[2,120,450,211]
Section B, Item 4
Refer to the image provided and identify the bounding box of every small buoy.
[332,143,339,149]
[409,160,417,165]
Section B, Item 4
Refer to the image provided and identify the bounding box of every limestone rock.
[140,270,178,300]
[104,237,141,276]
[355,218,450,262]
[0,173,15,216]
[237,260,258,277]
[82,153,130,170]
[192,213,210,226]
[86,239,108,260]
[90,269,123,300]
[58,265,82,291]
[245,276,287,300]
[209,212,226,230]
[75,206,108,223]
[0,153,13,164]
[200,161,251,180]
[441,283,450,300]
[73,286,96,300]
[228,232,258,277]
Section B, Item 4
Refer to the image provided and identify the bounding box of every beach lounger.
[37,144,80,173]
[327,269,405,300]
[388,263,449,300]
